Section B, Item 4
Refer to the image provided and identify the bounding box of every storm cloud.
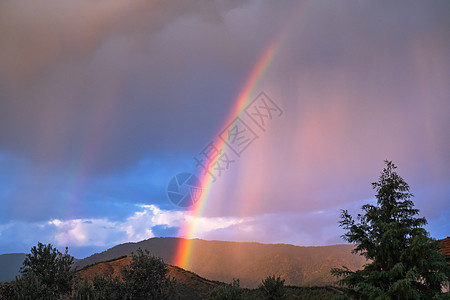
[0,0,449,257]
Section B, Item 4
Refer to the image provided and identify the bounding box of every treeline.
[207,277,338,300]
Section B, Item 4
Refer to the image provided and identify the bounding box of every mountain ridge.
[1,238,364,287]
[73,237,366,288]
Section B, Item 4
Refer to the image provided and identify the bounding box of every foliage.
[11,271,51,299]
[121,248,175,299]
[92,275,125,300]
[286,286,340,299]
[208,280,339,299]
[72,277,94,300]
[208,279,245,300]
[259,275,286,300]
[21,242,74,296]
[0,282,16,300]
[72,275,126,300]
[1,242,75,299]
[331,161,450,299]
[72,248,174,300]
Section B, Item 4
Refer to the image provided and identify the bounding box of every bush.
[208,279,244,300]
[259,275,286,300]
[121,248,174,299]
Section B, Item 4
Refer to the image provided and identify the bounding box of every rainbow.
[174,23,292,269]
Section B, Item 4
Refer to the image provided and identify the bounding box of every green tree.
[259,275,286,300]
[0,282,16,300]
[92,275,124,300]
[208,279,244,300]
[121,248,174,300]
[12,242,74,299]
[72,274,126,300]
[11,271,49,299]
[331,161,450,299]
[72,277,94,300]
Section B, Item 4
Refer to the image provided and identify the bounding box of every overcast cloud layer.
[1,0,449,258]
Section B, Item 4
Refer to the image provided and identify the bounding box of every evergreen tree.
[331,161,450,299]
[0,282,16,300]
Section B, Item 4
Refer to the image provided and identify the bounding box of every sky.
[0,0,449,259]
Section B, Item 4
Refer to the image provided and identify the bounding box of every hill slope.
[77,256,218,299]
[0,253,26,283]
[75,237,367,288]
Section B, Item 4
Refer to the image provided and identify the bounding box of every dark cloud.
[0,1,449,254]
[0,0,254,175]
[0,0,249,81]
[2,0,446,176]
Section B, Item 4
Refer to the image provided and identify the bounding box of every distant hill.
[74,237,367,288]
[74,237,179,270]
[0,253,26,283]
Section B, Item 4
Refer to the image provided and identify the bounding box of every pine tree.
[331,161,450,299]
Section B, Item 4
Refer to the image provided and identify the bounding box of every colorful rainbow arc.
[173,26,291,270]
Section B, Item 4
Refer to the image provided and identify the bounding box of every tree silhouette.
[332,161,450,299]
[12,242,74,299]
